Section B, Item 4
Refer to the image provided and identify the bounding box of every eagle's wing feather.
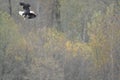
[19,11,24,17]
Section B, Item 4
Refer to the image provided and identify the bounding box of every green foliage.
[24,27,94,80]
[0,0,120,80]
[0,11,32,80]
[0,11,19,60]
[60,0,108,41]
[60,0,85,40]
[87,3,120,70]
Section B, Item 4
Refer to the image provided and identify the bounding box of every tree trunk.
[52,0,61,31]
[8,0,12,16]
[110,27,114,80]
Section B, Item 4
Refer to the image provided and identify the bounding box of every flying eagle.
[19,2,36,19]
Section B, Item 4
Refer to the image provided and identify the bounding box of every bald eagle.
[19,2,36,19]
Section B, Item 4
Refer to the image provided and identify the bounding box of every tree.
[60,0,108,41]
[8,0,12,16]
[87,3,120,80]
[0,11,32,80]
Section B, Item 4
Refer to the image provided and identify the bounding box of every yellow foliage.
[15,56,23,61]
[43,27,67,52]
[65,41,72,51]
[21,38,27,46]
[65,40,92,57]
[40,27,93,58]
[73,43,79,54]
[87,4,118,69]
